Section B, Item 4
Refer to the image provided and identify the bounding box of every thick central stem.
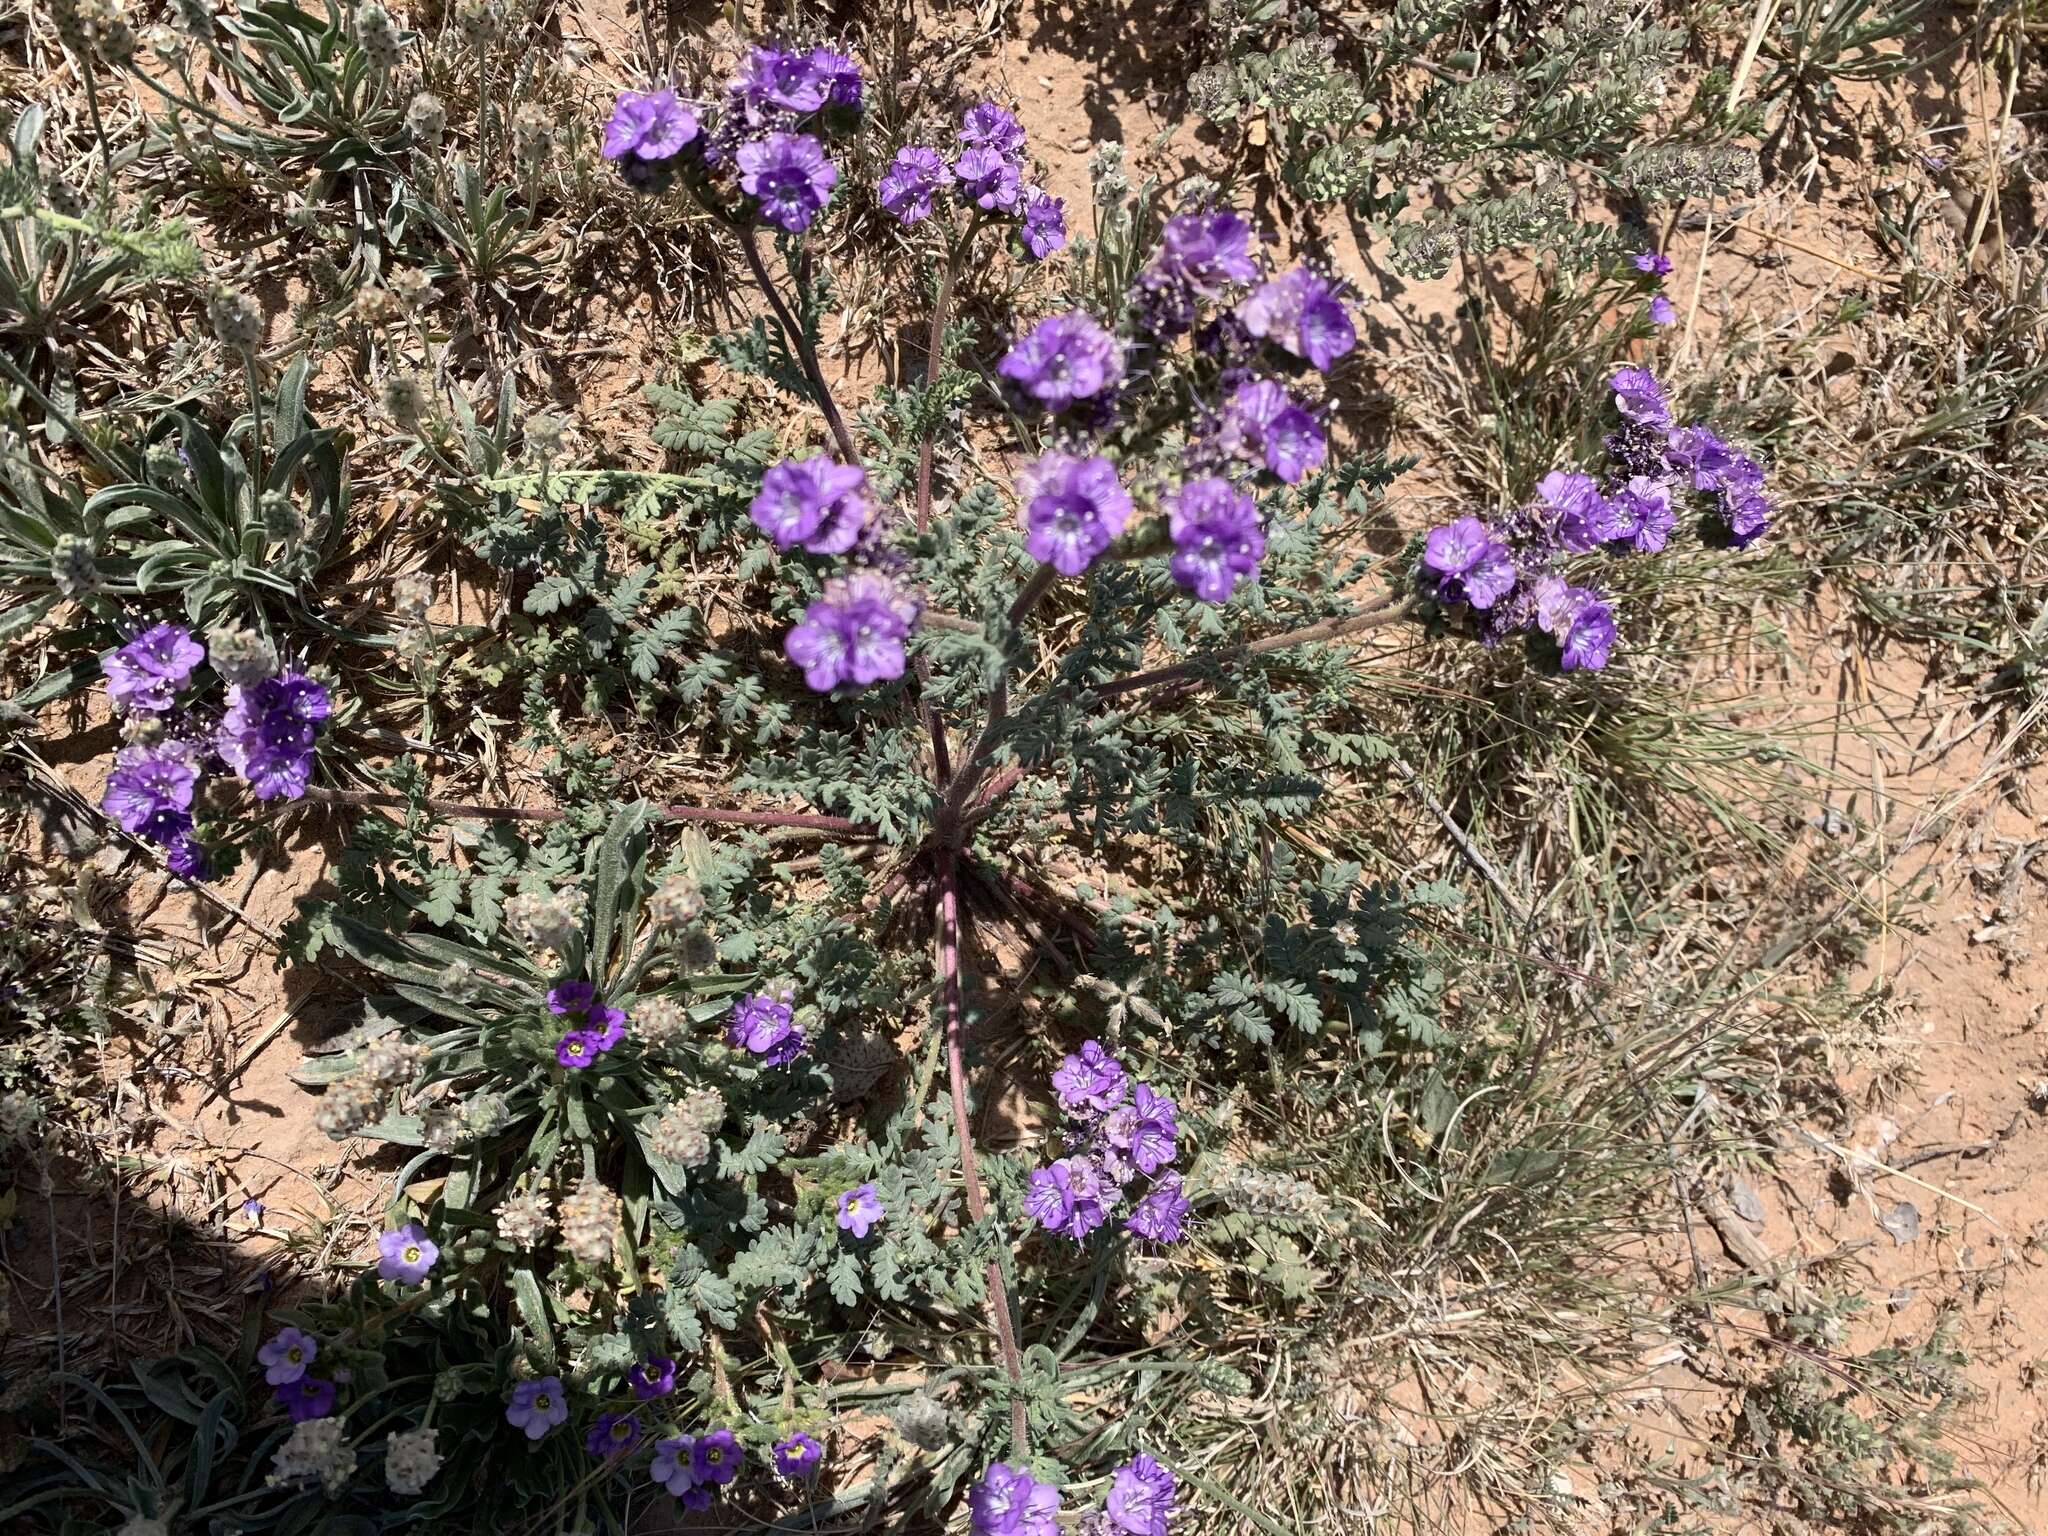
[937,850,1031,1457]
[739,227,860,465]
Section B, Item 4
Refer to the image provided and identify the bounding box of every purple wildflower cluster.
[97,622,331,878]
[649,1426,743,1511]
[728,988,808,1065]
[602,43,861,227]
[784,567,923,694]
[1025,1041,1190,1245]
[879,100,1067,262]
[258,1325,337,1423]
[970,1462,1061,1536]
[1416,364,1772,672]
[550,980,629,1069]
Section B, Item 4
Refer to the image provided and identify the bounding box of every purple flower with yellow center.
[836,1183,884,1239]
[1533,470,1607,553]
[728,990,806,1065]
[1216,377,1325,484]
[651,1434,701,1496]
[102,742,198,836]
[774,1432,824,1479]
[749,455,869,555]
[998,311,1124,412]
[1648,294,1676,326]
[1609,364,1672,430]
[969,1461,1061,1536]
[1105,1453,1178,1536]
[548,982,628,1050]
[691,1428,742,1486]
[879,145,945,224]
[375,1221,437,1285]
[276,1374,336,1422]
[1633,249,1673,276]
[505,1376,569,1440]
[738,132,838,232]
[555,1029,601,1069]
[958,101,1026,156]
[628,1355,677,1400]
[1123,1173,1190,1243]
[1237,266,1355,372]
[1419,517,1516,609]
[1167,477,1265,604]
[586,1411,642,1460]
[1018,451,1131,576]
[602,88,698,162]
[1020,189,1067,259]
[102,622,205,714]
[258,1326,317,1386]
[1597,475,1676,553]
[1533,578,1616,673]
[1051,1040,1126,1117]
[217,670,331,802]
[784,569,921,693]
[952,145,1022,212]
[1155,208,1259,296]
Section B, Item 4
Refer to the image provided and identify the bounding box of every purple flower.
[1722,487,1772,548]
[1532,470,1607,553]
[1106,1083,1179,1175]
[586,1411,642,1460]
[651,1434,702,1496]
[750,455,868,555]
[1123,1173,1190,1243]
[506,1377,569,1440]
[728,990,806,1065]
[1051,1040,1126,1117]
[1237,266,1355,372]
[216,670,331,801]
[547,981,596,1015]
[879,145,945,224]
[1155,209,1259,296]
[1020,189,1067,259]
[1105,1454,1177,1536]
[602,89,698,162]
[1533,579,1616,672]
[1018,452,1132,576]
[735,46,830,115]
[102,742,198,835]
[738,132,838,232]
[1648,294,1676,326]
[1664,425,1735,492]
[784,569,921,693]
[805,47,863,109]
[1420,517,1517,609]
[164,831,210,881]
[375,1222,437,1285]
[1216,378,1325,484]
[101,622,204,714]
[275,1375,335,1423]
[774,1432,824,1479]
[1167,477,1265,604]
[836,1183,884,1239]
[998,311,1124,412]
[1597,475,1676,553]
[555,1029,601,1069]
[952,145,1022,212]
[691,1427,742,1486]
[958,101,1026,156]
[1633,249,1674,276]
[1609,365,1673,430]
[258,1326,317,1386]
[969,1461,1061,1536]
[629,1356,677,1400]
[1025,1158,1109,1240]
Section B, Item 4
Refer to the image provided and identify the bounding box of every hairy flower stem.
[739,227,859,465]
[1092,595,1415,701]
[298,786,874,836]
[913,217,983,534]
[932,564,1060,846]
[936,850,1031,1458]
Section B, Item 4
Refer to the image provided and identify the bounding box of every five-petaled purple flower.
[1648,294,1676,326]
[1609,365,1673,430]
[729,990,807,1065]
[1052,1040,1126,1116]
[1532,577,1616,673]
[738,131,838,232]
[258,1326,317,1386]
[102,622,205,715]
[836,1183,884,1239]
[969,1461,1061,1536]
[102,742,198,836]
[1216,378,1325,484]
[952,145,1022,213]
[958,101,1026,157]
[1419,517,1517,609]
[1020,189,1067,259]
[1018,451,1132,576]
[1237,266,1355,372]
[628,1355,677,1400]
[1633,249,1673,277]
[216,670,331,801]
[1167,477,1265,603]
[998,311,1125,413]
[602,89,698,162]
[879,145,945,224]
[555,1030,601,1069]
[1155,208,1260,296]
[1025,1157,1109,1240]
[774,1432,824,1479]
[275,1374,336,1423]
[734,46,849,116]
[692,1428,742,1486]
[651,1434,704,1498]
[1123,1173,1190,1243]
[1105,1453,1178,1536]
[375,1221,438,1285]
[784,569,921,693]
[586,1411,642,1460]
[505,1376,569,1440]
[1532,470,1607,553]
[1597,475,1675,553]
[750,456,869,555]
